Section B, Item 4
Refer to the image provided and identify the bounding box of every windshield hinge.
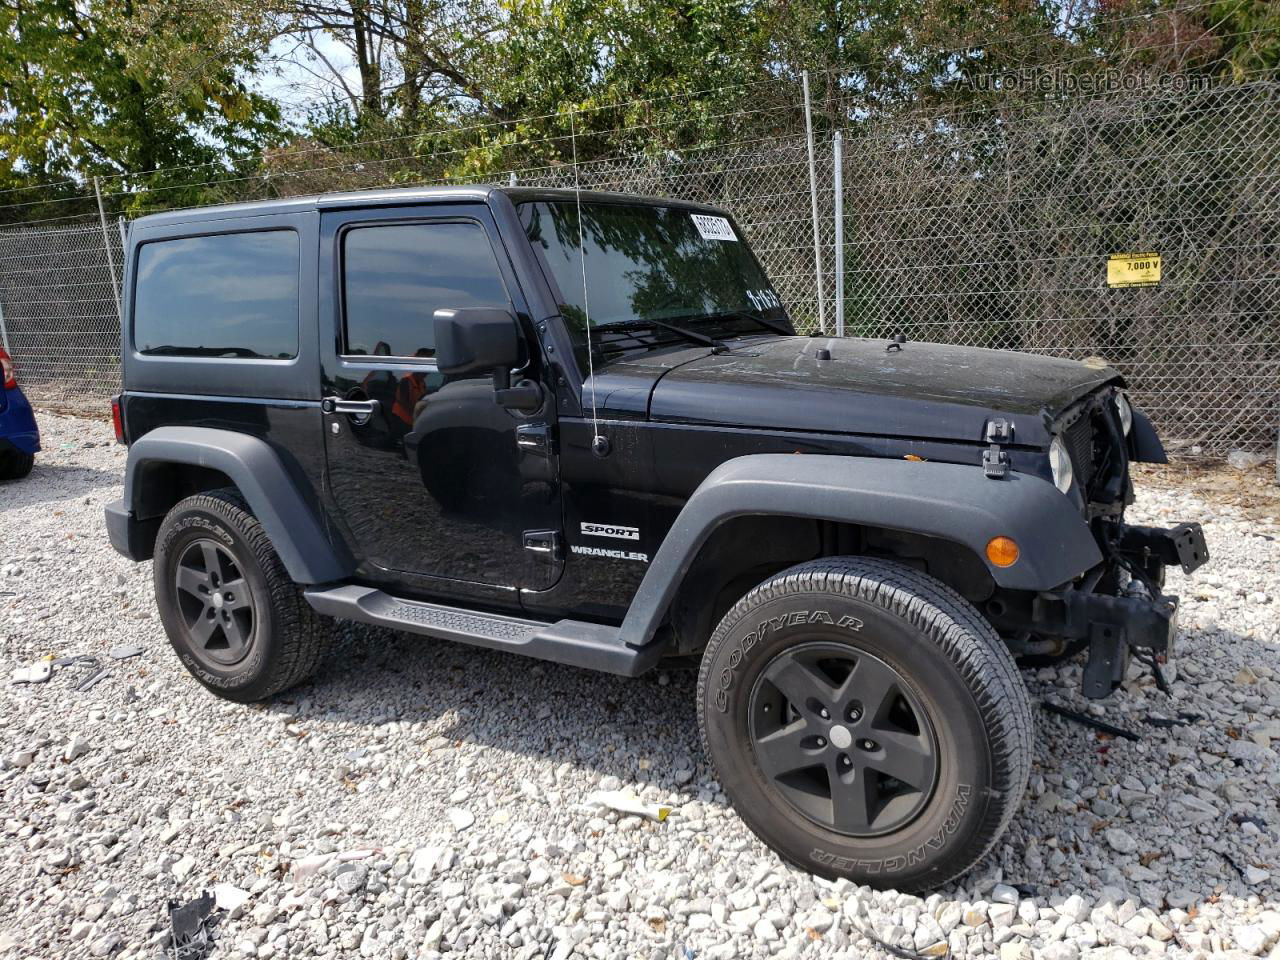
[523,530,563,563]
[983,418,1013,479]
[515,423,553,458]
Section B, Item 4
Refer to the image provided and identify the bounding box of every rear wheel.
[0,448,34,481]
[697,557,1033,892]
[153,488,332,702]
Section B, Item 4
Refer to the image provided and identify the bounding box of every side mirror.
[432,307,542,411]
[433,307,522,377]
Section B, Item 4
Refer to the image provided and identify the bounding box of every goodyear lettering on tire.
[715,609,863,712]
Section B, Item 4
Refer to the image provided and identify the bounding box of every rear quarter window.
[133,230,300,360]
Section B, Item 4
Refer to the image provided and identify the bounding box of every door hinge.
[523,530,563,563]
[515,423,553,457]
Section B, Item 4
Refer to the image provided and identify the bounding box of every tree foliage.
[0,0,283,211]
[1,0,1274,207]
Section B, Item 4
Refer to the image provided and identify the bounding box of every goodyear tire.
[697,557,1033,892]
[153,488,332,702]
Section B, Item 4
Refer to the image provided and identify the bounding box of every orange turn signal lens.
[986,536,1020,568]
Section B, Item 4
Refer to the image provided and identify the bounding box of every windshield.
[519,200,790,360]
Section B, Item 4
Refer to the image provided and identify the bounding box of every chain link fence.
[834,79,1279,456]
[0,78,1276,456]
[0,216,124,408]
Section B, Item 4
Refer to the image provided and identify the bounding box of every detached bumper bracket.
[1083,623,1131,700]
[1120,522,1209,574]
[1037,589,1180,699]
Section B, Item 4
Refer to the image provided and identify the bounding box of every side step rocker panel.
[304,585,664,677]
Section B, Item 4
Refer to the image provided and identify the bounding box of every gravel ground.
[2,412,1279,960]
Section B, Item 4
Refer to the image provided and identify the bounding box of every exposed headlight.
[1049,436,1074,493]
[1115,392,1133,435]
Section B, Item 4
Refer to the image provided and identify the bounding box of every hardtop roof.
[130,185,730,230]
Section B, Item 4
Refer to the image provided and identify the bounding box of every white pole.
[0,299,9,355]
[802,71,827,333]
[833,130,844,338]
[93,177,122,323]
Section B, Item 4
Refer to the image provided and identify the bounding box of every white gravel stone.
[445,808,474,831]
[1040,942,1080,960]
[991,883,1020,904]
[2,415,1277,960]
[170,855,196,880]
[752,918,778,942]
[1246,866,1271,885]
[1234,924,1270,955]
[989,903,1017,928]
[1103,828,1139,854]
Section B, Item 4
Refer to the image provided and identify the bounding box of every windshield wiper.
[595,319,729,354]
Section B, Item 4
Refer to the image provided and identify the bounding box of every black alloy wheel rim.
[748,641,939,837]
[174,539,257,667]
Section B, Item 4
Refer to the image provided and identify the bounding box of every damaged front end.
[994,519,1210,698]
[995,387,1210,697]
[1027,520,1208,697]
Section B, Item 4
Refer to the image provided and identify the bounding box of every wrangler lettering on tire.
[697,557,1034,892]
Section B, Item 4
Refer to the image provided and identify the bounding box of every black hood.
[590,336,1120,447]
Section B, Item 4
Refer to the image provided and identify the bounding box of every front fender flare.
[1129,408,1168,464]
[619,454,1102,648]
[122,426,351,584]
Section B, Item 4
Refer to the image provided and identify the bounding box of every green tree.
[0,0,284,206]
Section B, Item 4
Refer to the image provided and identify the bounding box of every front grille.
[1057,390,1131,508]
[1064,413,1097,490]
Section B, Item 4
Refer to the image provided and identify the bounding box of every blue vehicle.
[0,347,39,481]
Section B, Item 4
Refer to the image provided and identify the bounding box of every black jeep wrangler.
[105,186,1207,892]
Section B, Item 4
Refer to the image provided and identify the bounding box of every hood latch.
[983,418,1013,479]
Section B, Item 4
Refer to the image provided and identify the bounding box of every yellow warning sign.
[1108,252,1161,288]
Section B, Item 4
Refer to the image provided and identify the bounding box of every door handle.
[321,397,379,425]
[321,397,380,416]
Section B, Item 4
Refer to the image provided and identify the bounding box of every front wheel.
[697,557,1033,892]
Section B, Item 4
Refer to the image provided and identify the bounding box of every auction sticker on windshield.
[691,214,738,242]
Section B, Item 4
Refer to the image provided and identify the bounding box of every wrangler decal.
[569,544,649,563]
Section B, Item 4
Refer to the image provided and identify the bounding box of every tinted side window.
[134,231,299,359]
[342,221,510,359]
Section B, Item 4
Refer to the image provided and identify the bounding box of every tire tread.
[0,449,35,481]
[157,488,331,699]
[696,556,1033,891]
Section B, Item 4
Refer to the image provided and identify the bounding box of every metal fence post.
[802,71,827,333]
[833,130,844,338]
[0,299,9,355]
[93,177,122,323]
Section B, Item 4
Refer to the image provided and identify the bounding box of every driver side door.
[318,204,562,594]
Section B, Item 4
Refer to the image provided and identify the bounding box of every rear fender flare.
[123,426,351,584]
[618,454,1102,647]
